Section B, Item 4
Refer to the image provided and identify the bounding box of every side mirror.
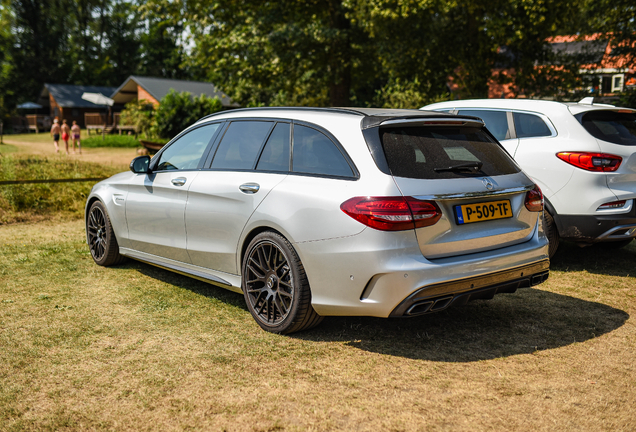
[130,155,151,174]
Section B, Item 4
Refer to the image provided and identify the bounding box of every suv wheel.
[544,210,560,259]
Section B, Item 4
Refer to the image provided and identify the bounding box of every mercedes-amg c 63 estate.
[86,107,549,333]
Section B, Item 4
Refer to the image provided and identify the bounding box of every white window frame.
[611,74,624,92]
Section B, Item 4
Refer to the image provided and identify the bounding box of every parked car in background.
[422,98,636,257]
[86,107,549,334]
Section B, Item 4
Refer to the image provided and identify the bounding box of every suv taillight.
[525,185,543,212]
[556,152,622,172]
[340,196,442,231]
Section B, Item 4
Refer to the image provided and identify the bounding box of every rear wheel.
[242,232,323,334]
[87,201,126,266]
[544,210,560,259]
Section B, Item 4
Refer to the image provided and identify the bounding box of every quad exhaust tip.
[400,270,550,317]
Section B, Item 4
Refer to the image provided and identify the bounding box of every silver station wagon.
[86,108,549,334]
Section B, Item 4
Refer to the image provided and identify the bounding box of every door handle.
[239,183,260,194]
[171,177,187,186]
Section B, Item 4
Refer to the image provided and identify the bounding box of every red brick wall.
[137,86,160,107]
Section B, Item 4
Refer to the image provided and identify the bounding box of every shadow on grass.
[295,288,629,362]
[120,259,628,363]
[550,240,636,277]
[123,259,248,310]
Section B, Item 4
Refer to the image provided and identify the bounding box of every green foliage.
[617,89,636,109]
[153,90,223,139]
[373,79,450,109]
[119,99,154,137]
[81,135,140,148]
[0,155,121,222]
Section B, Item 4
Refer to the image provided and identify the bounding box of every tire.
[242,232,323,334]
[544,210,560,259]
[86,200,126,267]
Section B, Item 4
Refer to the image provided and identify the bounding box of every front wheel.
[242,232,323,334]
[86,200,126,266]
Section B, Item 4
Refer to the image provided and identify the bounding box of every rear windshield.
[576,110,636,146]
[380,126,519,180]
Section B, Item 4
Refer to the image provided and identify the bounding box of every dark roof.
[111,76,239,108]
[550,40,608,64]
[40,84,118,108]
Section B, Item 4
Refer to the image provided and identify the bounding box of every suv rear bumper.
[555,206,636,243]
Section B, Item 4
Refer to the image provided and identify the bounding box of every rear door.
[575,109,636,199]
[377,122,538,259]
[185,120,290,274]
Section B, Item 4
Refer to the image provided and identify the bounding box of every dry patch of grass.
[1,220,635,431]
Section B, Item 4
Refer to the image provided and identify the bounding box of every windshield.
[576,110,636,146]
[380,126,519,180]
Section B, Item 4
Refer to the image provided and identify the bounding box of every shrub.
[81,135,140,148]
[119,99,155,137]
[153,90,223,139]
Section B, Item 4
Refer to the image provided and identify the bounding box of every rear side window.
[457,110,510,141]
[380,126,519,180]
[292,125,354,177]
[513,112,551,138]
[576,110,636,146]
[211,121,274,170]
[256,122,290,171]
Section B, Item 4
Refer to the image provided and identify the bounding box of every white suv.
[422,99,636,257]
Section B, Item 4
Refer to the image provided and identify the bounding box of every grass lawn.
[1,218,635,431]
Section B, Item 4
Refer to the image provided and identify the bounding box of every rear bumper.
[298,221,549,317]
[389,260,549,317]
[555,204,636,243]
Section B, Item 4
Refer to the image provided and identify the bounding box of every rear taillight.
[525,185,543,212]
[598,200,626,210]
[556,152,622,172]
[340,196,442,231]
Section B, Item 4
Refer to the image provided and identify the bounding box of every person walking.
[61,119,70,155]
[50,119,60,153]
[71,120,82,154]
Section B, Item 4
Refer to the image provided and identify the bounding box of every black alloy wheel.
[87,201,125,266]
[242,232,322,334]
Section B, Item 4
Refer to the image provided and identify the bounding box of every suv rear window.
[576,110,636,146]
[380,126,519,180]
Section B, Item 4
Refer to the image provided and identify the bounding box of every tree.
[8,0,73,102]
[138,1,191,80]
[153,90,223,139]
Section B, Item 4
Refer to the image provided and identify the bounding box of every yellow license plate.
[455,200,513,225]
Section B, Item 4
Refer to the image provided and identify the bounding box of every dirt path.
[1,137,138,169]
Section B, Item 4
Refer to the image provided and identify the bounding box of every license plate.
[455,200,513,225]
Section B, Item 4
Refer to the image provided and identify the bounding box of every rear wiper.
[434,162,484,173]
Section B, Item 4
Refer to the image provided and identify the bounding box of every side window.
[211,121,274,170]
[256,122,291,172]
[513,112,552,138]
[155,123,220,171]
[292,125,354,177]
[457,110,510,141]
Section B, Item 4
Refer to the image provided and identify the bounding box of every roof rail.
[197,106,364,122]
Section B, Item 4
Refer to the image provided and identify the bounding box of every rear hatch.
[369,119,540,259]
[573,109,636,200]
